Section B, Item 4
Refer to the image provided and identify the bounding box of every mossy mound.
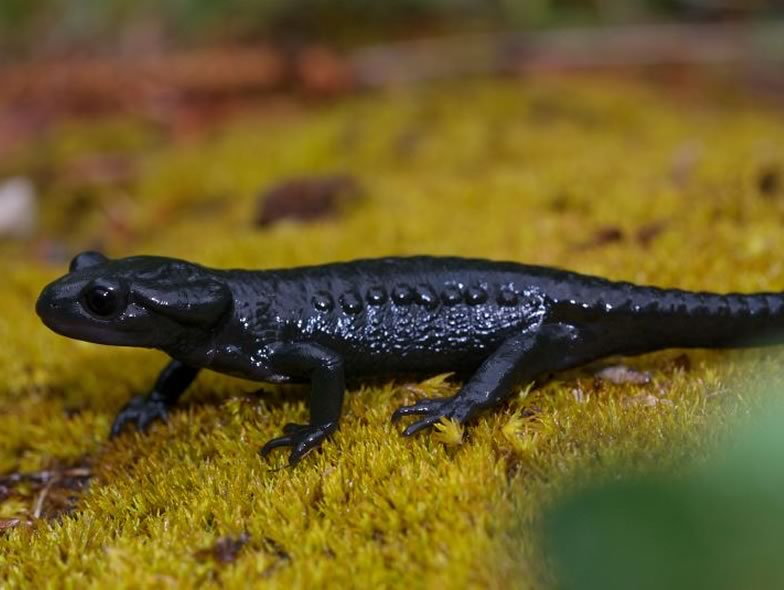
[1,77,784,588]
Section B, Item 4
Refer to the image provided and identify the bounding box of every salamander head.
[36,251,232,349]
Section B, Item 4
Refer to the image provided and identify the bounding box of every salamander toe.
[260,422,337,466]
[110,394,170,438]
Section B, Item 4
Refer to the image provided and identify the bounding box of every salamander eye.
[82,285,125,318]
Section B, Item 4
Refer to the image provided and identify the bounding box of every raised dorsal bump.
[340,291,363,314]
[366,286,387,306]
[392,284,414,305]
[497,287,518,307]
[441,285,462,306]
[415,284,438,309]
[312,291,334,312]
[465,286,488,305]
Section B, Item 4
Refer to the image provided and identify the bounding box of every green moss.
[1,78,784,587]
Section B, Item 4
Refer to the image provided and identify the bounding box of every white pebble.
[0,177,37,238]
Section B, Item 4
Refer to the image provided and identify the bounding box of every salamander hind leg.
[392,322,588,436]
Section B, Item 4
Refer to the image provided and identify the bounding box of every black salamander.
[36,252,784,464]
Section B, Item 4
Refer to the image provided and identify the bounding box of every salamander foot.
[391,396,472,436]
[110,394,170,438]
[260,422,337,465]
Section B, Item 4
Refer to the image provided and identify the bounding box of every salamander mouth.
[38,316,149,347]
[36,306,115,344]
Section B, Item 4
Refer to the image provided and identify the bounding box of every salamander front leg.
[260,342,345,465]
[110,360,200,438]
[393,323,585,436]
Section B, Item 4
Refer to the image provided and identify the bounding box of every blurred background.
[1,0,783,255]
[1,0,784,56]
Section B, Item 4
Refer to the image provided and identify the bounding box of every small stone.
[596,365,652,385]
[0,177,36,238]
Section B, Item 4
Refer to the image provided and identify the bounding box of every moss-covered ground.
[1,77,784,588]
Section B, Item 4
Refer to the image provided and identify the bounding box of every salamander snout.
[36,282,60,320]
[35,280,82,336]
[35,286,53,318]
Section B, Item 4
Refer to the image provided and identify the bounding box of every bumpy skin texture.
[36,252,784,465]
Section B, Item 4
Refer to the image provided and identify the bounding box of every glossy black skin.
[37,251,784,465]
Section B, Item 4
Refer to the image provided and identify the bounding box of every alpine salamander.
[36,251,784,465]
